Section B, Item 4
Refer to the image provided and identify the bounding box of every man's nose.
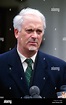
[31,31,38,38]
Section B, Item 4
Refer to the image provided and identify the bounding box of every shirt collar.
[17,48,37,63]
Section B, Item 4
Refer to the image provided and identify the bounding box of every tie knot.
[25,58,33,66]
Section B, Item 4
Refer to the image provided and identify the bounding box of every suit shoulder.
[39,51,66,64]
[0,47,16,60]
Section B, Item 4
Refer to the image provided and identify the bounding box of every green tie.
[25,59,33,86]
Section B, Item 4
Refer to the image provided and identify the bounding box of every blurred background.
[0,0,66,61]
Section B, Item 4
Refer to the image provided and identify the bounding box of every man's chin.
[28,46,38,51]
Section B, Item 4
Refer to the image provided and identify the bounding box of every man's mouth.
[29,41,37,45]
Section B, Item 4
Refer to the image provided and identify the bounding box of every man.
[0,8,66,99]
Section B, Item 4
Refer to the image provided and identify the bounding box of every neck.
[17,46,38,58]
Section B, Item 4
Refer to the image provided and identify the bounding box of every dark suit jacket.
[0,47,66,98]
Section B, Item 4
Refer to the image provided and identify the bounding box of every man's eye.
[36,30,42,34]
[25,29,42,34]
[26,29,34,33]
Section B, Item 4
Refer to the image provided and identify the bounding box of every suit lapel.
[31,51,49,92]
[8,48,29,95]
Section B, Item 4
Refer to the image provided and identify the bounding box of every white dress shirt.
[17,49,37,72]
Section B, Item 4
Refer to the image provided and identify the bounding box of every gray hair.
[13,8,46,32]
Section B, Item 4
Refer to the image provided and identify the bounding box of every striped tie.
[25,59,33,86]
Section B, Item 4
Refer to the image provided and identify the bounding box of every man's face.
[14,14,44,52]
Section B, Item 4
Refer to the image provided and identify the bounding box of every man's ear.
[14,29,19,38]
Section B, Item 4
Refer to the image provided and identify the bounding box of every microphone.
[29,86,42,98]
[60,85,66,91]
[23,95,32,99]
